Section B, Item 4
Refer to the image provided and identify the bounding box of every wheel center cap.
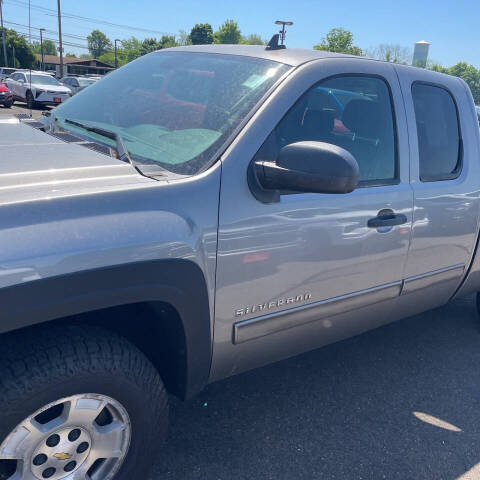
[31,427,92,480]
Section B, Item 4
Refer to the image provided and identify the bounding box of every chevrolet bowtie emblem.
[53,452,72,461]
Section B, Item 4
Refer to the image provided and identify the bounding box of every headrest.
[302,109,334,138]
[342,99,384,139]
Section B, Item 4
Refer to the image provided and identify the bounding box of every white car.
[0,67,16,82]
[6,70,71,108]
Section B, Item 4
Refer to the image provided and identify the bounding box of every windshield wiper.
[63,118,166,178]
[64,118,133,165]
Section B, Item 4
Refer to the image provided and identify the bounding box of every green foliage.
[80,53,92,59]
[177,30,191,46]
[214,19,242,44]
[432,62,480,104]
[98,51,121,67]
[87,29,112,58]
[314,28,363,56]
[65,53,76,58]
[188,23,214,45]
[367,44,411,64]
[140,35,178,55]
[241,34,265,45]
[0,27,36,68]
[32,39,57,56]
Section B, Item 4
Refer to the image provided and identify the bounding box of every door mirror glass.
[248,141,359,202]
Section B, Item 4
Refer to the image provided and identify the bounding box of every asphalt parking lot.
[150,295,480,480]
[0,101,50,119]
[2,100,480,480]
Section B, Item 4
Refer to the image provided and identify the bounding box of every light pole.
[0,0,7,67]
[57,0,64,77]
[114,38,120,69]
[39,28,45,71]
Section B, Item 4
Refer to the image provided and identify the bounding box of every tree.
[65,53,76,58]
[177,30,191,46]
[87,29,112,58]
[120,37,143,62]
[32,39,57,56]
[214,19,242,44]
[447,62,480,104]
[314,28,363,56]
[241,34,265,45]
[140,37,162,55]
[159,35,178,49]
[188,23,214,45]
[80,53,92,59]
[2,28,36,68]
[367,44,411,64]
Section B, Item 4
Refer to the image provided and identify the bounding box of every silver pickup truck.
[0,43,479,480]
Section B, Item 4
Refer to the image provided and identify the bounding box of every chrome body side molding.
[233,281,402,344]
[401,264,465,295]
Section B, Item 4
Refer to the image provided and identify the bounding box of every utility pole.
[40,28,45,71]
[0,0,7,67]
[114,38,120,69]
[57,0,64,77]
[28,0,31,43]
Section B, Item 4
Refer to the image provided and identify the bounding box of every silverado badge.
[235,293,312,317]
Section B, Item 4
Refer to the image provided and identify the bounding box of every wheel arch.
[0,259,212,399]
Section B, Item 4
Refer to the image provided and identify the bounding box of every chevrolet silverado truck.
[0,42,479,480]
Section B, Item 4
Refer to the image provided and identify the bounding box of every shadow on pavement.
[152,295,480,479]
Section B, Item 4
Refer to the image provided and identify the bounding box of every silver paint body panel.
[0,46,479,388]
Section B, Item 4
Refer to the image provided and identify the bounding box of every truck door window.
[411,83,461,181]
[256,75,398,185]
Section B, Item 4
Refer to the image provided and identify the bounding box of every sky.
[2,0,479,67]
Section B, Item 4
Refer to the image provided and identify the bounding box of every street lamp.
[39,28,45,71]
[114,39,121,69]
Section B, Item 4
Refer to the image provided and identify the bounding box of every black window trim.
[411,80,463,183]
[256,72,401,191]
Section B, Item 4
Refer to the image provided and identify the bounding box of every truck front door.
[212,58,414,380]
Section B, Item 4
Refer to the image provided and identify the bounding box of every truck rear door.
[395,66,480,302]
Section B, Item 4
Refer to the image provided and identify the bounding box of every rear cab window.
[411,83,462,181]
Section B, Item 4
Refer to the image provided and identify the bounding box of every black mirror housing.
[248,141,359,203]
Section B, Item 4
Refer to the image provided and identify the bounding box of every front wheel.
[0,325,169,480]
[3,100,13,108]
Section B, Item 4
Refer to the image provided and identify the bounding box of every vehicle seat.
[301,109,335,143]
[340,99,390,181]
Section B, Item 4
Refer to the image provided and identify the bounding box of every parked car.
[0,67,16,82]
[0,44,480,479]
[0,83,13,108]
[60,75,99,94]
[5,70,71,108]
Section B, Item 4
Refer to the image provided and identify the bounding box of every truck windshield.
[54,51,290,174]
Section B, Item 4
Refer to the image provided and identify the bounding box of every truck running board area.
[233,263,465,344]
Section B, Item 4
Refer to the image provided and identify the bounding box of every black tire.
[3,100,12,108]
[25,90,35,109]
[0,325,169,480]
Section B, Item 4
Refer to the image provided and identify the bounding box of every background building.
[36,54,114,76]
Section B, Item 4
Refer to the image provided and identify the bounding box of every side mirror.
[18,79,24,83]
[248,141,359,203]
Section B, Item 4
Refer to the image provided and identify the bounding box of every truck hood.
[0,119,155,205]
